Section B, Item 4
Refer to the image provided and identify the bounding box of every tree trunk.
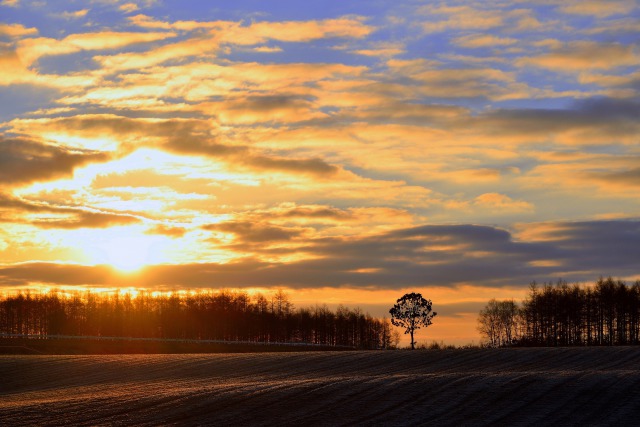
[410,329,415,350]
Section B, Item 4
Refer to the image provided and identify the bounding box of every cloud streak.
[1,220,637,289]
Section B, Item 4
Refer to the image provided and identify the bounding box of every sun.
[100,235,156,272]
[74,226,171,273]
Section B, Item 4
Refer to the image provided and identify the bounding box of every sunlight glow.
[64,226,174,272]
[99,235,155,272]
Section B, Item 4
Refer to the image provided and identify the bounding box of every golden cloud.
[517,41,640,72]
[420,5,504,33]
[56,9,89,20]
[453,34,517,48]
[559,0,635,17]
[17,31,177,66]
[119,3,139,14]
[473,193,533,213]
[0,22,37,38]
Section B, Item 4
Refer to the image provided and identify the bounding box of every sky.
[1,0,639,344]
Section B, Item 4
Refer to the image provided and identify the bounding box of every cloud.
[32,211,140,229]
[420,5,504,33]
[2,220,637,289]
[476,97,640,145]
[585,17,640,34]
[56,9,89,20]
[589,167,640,188]
[126,14,224,31]
[233,205,414,236]
[213,94,323,124]
[9,114,340,177]
[97,16,373,72]
[0,192,141,229]
[204,220,304,243]
[93,35,220,71]
[129,14,374,42]
[349,41,405,57]
[559,0,636,17]
[245,17,374,42]
[251,46,282,53]
[271,204,356,221]
[0,22,37,38]
[0,46,102,89]
[473,193,533,213]
[119,3,139,14]
[16,30,177,66]
[379,60,527,101]
[452,34,517,48]
[0,137,110,186]
[0,262,119,287]
[517,41,640,72]
[578,71,640,97]
[145,224,187,238]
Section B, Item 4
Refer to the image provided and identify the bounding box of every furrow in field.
[2,348,640,426]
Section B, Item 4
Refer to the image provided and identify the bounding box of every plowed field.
[2,348,640,426]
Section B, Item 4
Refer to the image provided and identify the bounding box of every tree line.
[0,289,395,349]
[478,277,640,347]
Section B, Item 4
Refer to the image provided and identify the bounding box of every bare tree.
[477,299,501,347]
[389,292,437,350]
[477,299,520,347]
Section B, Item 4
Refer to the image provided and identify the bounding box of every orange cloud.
[246,17,374,42]
[0,22,37,38]
[9,114,340,178]
[517,41,639,72]
[559,0,635,17]
[420,5,504,33]
[453,34,517,48]
[128,14,374,43]
[119,3,139,14]
[473,193,533,213]
[16,30,177,66]
[56,9,89,20]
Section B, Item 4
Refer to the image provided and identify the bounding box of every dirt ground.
[1,347,639,426]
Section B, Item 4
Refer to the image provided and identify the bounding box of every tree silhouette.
[389,292,436,350]
[477,299,519,347]
[0,290,392,349]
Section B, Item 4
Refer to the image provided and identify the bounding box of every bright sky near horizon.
[1,0,639,344]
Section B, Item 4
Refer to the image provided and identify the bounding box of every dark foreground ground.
[1,347,639,426]
[0,336,342,354]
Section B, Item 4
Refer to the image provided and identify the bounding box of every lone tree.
[389,292,437,350]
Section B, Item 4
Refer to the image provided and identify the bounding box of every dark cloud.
[2,219,638,289]
[204,220,303,243]
[591,166,640,187]
[278,206,354,220]
[165,135,338,177]
[32,211,140,229]
[527,220,640,272]
[225,94,314,113]
[245,155,338,176]
[0,192,141,228]
[0,263,118,287]
[0,137,110,185]
[37,115,338,177]
[480,97,640,136]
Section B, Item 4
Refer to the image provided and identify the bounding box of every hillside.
[2,348,639,425]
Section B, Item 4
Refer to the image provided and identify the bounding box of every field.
[2,348,640,426]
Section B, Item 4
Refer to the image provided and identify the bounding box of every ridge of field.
[2,348,639,426]
[0,336,346,354]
